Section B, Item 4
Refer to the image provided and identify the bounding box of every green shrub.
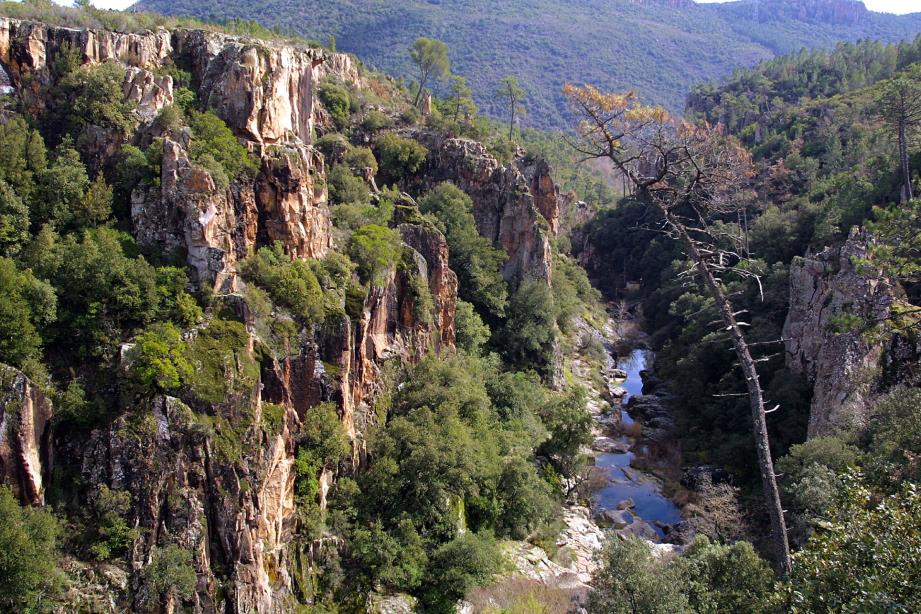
[319,81,351,129]
[187,109,259,183]
[343,146,378,175]
[587,536,688,614]
[496,456,555,539]
[376,133,428,184]
[315,132,349,164]
[0,181,29,256]
[420,182,508,319]
[362,109,393,132]
[328,164,370,205]
[126,322,192,394]
[454,300,490,354]
[422,532,502,612]
[87,485,140,561]
[143,544,197,607]
[348,224,401,285]
[500,278,558,376]
[677,536,775,614]
[0,486,63,611]
[242,243,326,322]
[0,257,56,367]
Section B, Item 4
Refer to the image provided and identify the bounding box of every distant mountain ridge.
[131,0,921,128]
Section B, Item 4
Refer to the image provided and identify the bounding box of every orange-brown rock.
[0,364,53,506]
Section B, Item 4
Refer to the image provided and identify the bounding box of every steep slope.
[131,0,921,127]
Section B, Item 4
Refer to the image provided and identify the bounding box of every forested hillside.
[574,32,921,610]
[129,0,921,128]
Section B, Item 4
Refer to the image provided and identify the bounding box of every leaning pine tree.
[563,84,792,574]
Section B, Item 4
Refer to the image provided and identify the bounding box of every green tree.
[143,544,197,608]
[0,117,46,207]
[0,486,63,612]
[375,133,428,184]
[496,456,555,539]
[497,75,526,140]
[319,81,351,130]
[36,140,90,228]
[677,536,775,613]
[37,227,159,358]
[422,532,502,613]
[241,243,326,322]
[454,300,490,354]
[501,278,557,375]
[126,322,193,394]
[187,109,259,183]
[420,182,508,319]
[0,257,56,367]
[784,476,921,613]
[348,224,401,286]
[877,74,921,201]
[0,181,30,256]
[538,385,591,481]
[587,536,689,614]
[409,38,450,107]
[447,75,476,124]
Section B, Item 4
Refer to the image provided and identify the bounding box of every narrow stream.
[592,349,683,538]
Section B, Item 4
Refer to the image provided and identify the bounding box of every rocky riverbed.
[490,316,688,605]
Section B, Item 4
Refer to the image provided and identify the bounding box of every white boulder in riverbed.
[592,436,631,453]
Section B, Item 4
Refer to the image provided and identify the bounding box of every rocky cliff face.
[783,231,896,437]
[0,17,355,290]
[0,365,53,507]
[419,135,556,287]
[0,18,464,613]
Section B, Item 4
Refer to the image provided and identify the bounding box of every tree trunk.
[413,72,428,108]
[663,208,793,575]
[899,121,913,202]
[508,84,515,141]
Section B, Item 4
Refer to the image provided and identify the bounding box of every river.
[591,348,683,539]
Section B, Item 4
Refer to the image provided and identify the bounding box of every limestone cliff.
[783,230,896,436]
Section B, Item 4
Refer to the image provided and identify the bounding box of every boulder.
[616,497,635,510]
[592,436,630,453]
[597,508,633,529]
[610,368,628,380]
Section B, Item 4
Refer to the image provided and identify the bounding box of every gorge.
[0,1,920,613]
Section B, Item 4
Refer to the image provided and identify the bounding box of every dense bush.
[348,224,401,285]
[500,278,558,376]
[420,182,508,320]
[143,544,197,607]
[187,109,259,185]
[0,257,56,367]
[242,242,326,323]
[0,486,63,611]
[125,322,192,395]
[376,133,428,184]
[319,81,351,129]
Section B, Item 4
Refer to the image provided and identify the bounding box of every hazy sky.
[57,0,921,14]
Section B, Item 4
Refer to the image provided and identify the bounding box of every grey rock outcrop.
[420,136,555,287]
[783,230,896,436]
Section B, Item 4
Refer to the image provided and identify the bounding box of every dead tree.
[563,84,792,574]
